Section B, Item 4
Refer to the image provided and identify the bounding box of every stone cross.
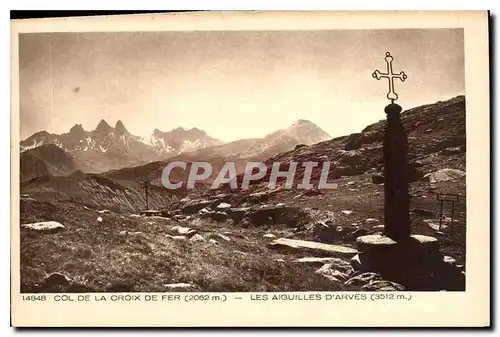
[372,52,408,102]
[373,52,411,242]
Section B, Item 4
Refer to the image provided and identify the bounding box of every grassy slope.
[20,199,353,292]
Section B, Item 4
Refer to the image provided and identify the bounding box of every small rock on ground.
[189,234,205,242]
[164,283,199,291]
[22,221,65,233]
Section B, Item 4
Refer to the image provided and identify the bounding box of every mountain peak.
[292,119,314,126]
[115,120,128,135]
[283,119,331,145]
[95,119,113,134]
[69,124,85,135]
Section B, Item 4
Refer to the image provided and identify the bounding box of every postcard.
[11,11,490,327]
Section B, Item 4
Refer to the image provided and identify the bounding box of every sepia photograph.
[10,11,490,327]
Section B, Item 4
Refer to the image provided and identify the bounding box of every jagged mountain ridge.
[20,120,223,173]
[20,119,330,173]
[148,127,223,154]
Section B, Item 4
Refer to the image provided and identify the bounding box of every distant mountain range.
[19,119,331,179]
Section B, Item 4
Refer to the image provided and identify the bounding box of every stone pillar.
[383,103,411,242]
[351,103,464,291]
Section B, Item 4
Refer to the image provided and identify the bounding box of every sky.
[19,29,464,142]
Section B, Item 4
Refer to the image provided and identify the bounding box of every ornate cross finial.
[372,52,408,103]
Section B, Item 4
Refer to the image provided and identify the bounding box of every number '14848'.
[22,295,46,301]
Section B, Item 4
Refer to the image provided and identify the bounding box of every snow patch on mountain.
[21,139,44,152]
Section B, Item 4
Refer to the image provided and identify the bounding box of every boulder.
[216,202,232,210]
[22,221,65,234]
[267,238,357,257]
[424,168,465,183]
[350,254,366,272]
[263,233,276,239]
[169,226,197,238]
[189,234,205,242]
[443,255,457,265]
[43,272,71,288]
[315,262,353,283]
[312,221,343,243]
[340,150,363,166]
[345,272,383,287]
[427,222,448,231]
[372,173,385,184]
